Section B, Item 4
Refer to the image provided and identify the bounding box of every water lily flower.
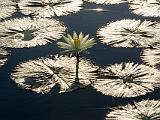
[106,100,160,120]
[97,19,160,48]
[57,32,96,82]
[11,55,98,94]
[18,0,83,18]
[0,17,66,48]
[92,62,160,97]
[0,0,16,19]
[129,0,160,17]
[84,0,127,4]
[57,32,96,53]
[0,48,9,68]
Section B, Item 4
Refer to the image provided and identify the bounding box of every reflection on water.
[106,100,160,120]
[85,7,108,12]
[11,55,98,94]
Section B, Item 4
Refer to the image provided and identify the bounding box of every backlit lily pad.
[11,55,98,94]
[0,48,9,68]
[141,47,160,68]
[129,0,160,17]
[106,100,160,120]
[18,0,83,18]
[97,19,160,48]
[0,17,66,48]
[0,0,16,19]
[92,62,160,97]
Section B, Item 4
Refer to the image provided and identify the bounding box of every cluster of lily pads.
[0,0,160,119]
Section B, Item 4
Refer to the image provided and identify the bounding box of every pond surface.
[0,1,160,120]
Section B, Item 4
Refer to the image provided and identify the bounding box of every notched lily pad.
[97,19,160,48]
[18,0,83,18]
[129,0,160,17]
[141,47,160,69]
[11,55,98,94]
[92,62,160,97]
[0,17,66,48]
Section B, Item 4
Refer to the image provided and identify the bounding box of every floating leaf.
[0,48,9,68]
[92,62,160,97]
[18,0,83,18]
[129,0,160,17]
[97,19,160,48]
[141,47,160,68]
[106,100,160,120]
[0,17,66,48]
[0,0,16,19]
[84,0,127,4]
[11,55,98,94]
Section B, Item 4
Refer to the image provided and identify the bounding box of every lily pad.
[106,100,160,120]
[18,0,83,18]
[92,62,160,97]
[129,0,160,17]
[141,47,160,68]
[0,0,16,19]
[0,48,9,68]
[97,19,160,48]
[0,17,66,48]
[11,55,98,94]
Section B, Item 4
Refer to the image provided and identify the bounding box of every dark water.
[0,2,160,120]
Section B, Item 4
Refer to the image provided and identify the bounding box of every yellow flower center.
[73,37,80,48]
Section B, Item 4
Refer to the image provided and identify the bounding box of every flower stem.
[75,51,79,82]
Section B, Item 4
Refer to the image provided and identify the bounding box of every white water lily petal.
[18,0,83,18]
[0,0,16,19]
[84,0,127,4]
[80,38,95,51]
[0,17,66,48]
[80,34,89,46]
[11,55,98,94]
[57,42,74,51]
[63,36,74,45]
[73,31,78,39]
[57,32,96,53]
[106,100,160,120]
[0,48,9,68]
[79,32,84,40]
[97,19,160,48]
[129,0,160,17]
[92,62,160,97]
[141,47,160,68]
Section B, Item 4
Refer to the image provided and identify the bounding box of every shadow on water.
[1,79,160,120]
